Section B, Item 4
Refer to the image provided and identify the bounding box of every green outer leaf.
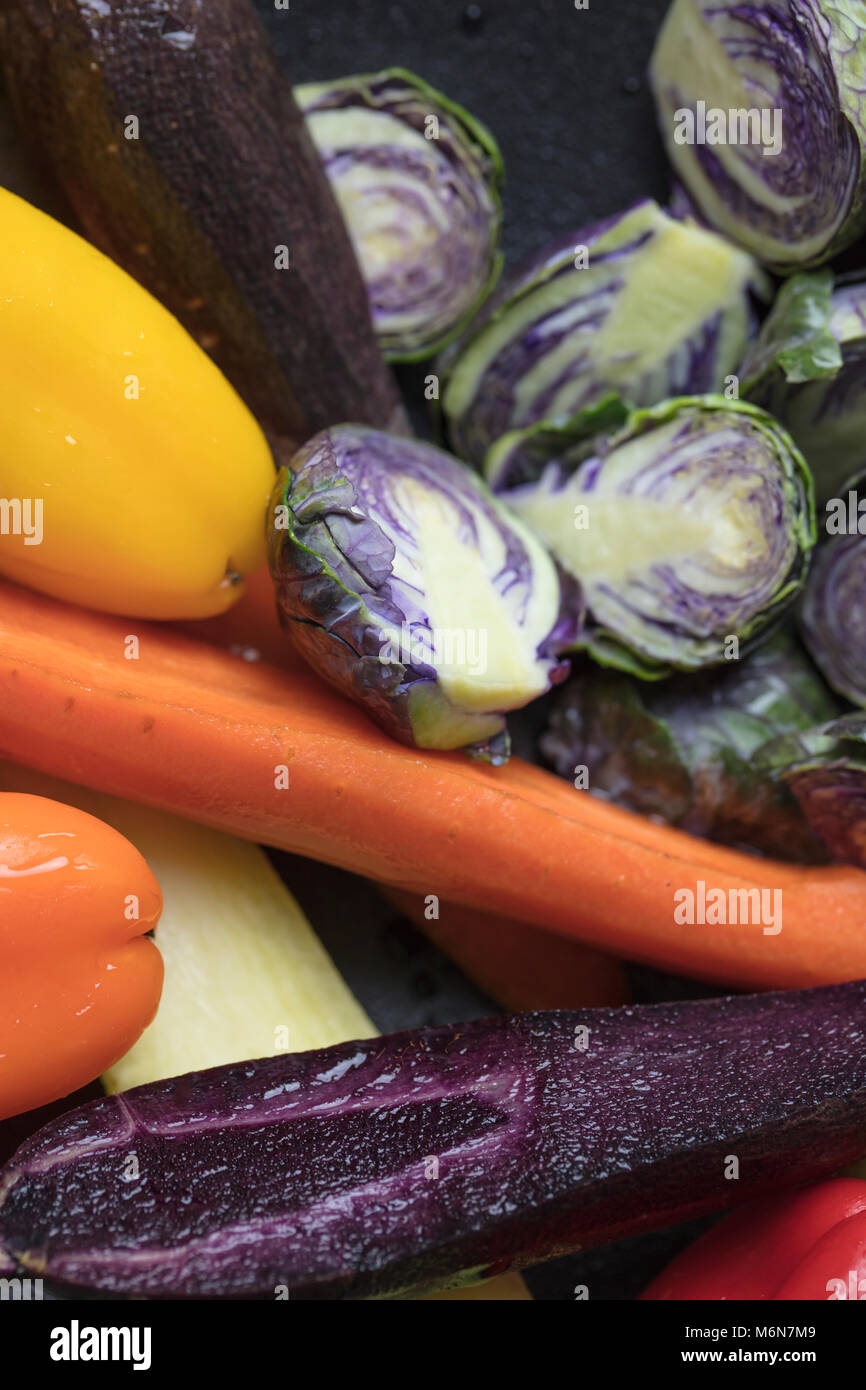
[580,631,674,682]
[758,712,866,777]
[540,632,837,861]
[741,269,866,504]
[295,66,505,188]
[757,712,866,868]
[741,270,843,390]
[483,393,631,490]
[541,666,695,822]
[294,67,505,363]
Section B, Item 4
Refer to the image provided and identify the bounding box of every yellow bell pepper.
[0,188,274,619]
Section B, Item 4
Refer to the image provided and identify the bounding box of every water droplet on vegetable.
[161,25,195,51]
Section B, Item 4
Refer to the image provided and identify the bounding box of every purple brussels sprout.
[267,426,580,761]
[757,713,866,868]
[800,465,866,705]
[650,0,866,270]
[440,198,764,466]
[295,68,503,361]
[743,269,866,502]
[491,396,815,677]
[539,631,837,863]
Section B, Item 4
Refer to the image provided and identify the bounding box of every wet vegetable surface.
[759,713,866,868]
[3,982,866,1299]
[540,631,838,861]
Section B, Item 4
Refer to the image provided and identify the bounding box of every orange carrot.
[382,888,631,1011]
[173,564,301,671]
[2,577,866,991]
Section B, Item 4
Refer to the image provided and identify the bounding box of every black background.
[261,0,672,267]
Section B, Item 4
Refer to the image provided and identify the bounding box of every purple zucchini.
[0,0,406,445]
[2,985,866,1299]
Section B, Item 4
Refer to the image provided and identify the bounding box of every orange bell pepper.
[0,793,163,1119]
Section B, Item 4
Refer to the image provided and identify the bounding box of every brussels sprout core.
[393,477,558,713]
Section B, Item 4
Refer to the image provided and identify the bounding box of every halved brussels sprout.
[440,199,764,466]
[296,68,503,361]
[267,426,581,761]
[650,0,866,270]
[800,466,866,706]
[743,270,866,502]
[496,396,815,676]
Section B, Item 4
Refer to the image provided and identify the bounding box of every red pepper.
[640,1178,866,1301]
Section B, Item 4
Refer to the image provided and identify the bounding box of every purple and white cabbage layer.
[497,397,815,677]
[267,426,580,760]
[650,0,866,270]
[800,465,866,705]
[440,199,763,467]
[743,269,866,502]
[296,69,503,361]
